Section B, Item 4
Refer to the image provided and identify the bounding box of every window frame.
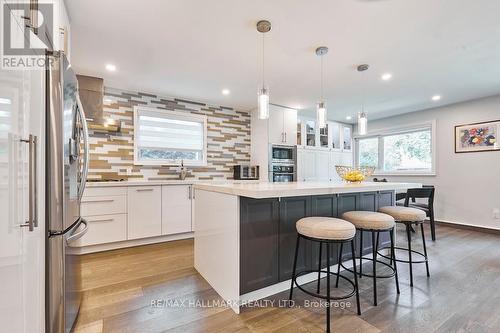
[133,106,208,166]
[354,120,436,176]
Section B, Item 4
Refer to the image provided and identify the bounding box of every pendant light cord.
[361,70,365,115]
[320,55,324,101]
[262,33,265,87]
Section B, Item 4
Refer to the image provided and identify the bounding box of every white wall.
[360,94,500,229]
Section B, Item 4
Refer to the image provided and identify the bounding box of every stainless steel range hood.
[76,74,104,124]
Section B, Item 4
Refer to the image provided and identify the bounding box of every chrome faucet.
[179,160,187,180]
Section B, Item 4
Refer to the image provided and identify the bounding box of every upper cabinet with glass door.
[305,120,316,147]
[329,122,341,150]
[329,122,352,151]
[342,124,353,152]
[297,116,352,151]
[319,124,328,148]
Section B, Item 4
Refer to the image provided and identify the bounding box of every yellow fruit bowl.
[335,166,375,183]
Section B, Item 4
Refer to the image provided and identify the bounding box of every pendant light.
[257,20,271,119]
[358,109,368,136]
[316,46,328,128]
[357,64,369,135]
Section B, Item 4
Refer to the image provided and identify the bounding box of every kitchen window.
[356,122,435,175]
[134,106,207,166]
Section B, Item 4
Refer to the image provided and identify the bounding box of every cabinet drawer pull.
[136,188,154,192]
[82,199,115,203]
[88,218,114,223]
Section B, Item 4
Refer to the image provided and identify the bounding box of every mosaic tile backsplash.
[87,87,251,181]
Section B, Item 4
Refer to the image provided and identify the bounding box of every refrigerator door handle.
[76,95,90,201]
[66,219,88,244]
[33,135,38,227]
[19,134,36,231]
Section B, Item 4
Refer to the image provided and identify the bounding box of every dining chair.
[397,186,436,241]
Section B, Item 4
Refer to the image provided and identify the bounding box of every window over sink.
[355,122,435,175]
[133,106,207,166]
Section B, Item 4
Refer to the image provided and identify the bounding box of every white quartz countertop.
[193,181,422,199]
[85,179,260,187]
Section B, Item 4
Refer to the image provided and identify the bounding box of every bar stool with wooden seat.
[378,206,430,287]
[340,211,400,306]
[289,217,361,333]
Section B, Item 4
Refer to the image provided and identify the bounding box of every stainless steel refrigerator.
[46,52,90,333]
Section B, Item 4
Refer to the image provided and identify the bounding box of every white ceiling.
[66,0,500,122]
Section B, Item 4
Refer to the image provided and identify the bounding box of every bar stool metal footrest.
[340,256,397,279]
[293,269,357,301]
[377,246,428,264]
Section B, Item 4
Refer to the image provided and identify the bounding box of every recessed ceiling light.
[222,89,230,95]
[105,64,116,72]
[346,116,352,120]
[432,95,441,101]
[381,73,392,81]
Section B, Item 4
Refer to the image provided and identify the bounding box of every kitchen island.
[193,181,421,313]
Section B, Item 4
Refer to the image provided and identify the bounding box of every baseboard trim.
[435,220,500,235]
[74,232,194,254]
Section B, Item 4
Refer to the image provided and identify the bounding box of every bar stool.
[378,206,430,287]
[289,217,361,333]
[340,211,400,306]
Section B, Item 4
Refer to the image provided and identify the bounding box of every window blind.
[137,114,203,151]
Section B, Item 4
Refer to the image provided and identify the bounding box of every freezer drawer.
[81,195,127,216]
[75,214,127,246]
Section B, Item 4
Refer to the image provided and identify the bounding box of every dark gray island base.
[240,191,394,294]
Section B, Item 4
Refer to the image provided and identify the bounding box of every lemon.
[344,170,364,182]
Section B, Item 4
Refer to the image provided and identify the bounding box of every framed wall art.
[455,120,499,153]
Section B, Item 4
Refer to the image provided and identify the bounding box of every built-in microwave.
[270,145,296,163]
[269,145,297,182]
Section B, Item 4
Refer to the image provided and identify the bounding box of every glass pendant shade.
[317,101,327,128]
[258,87,269,119]
[358,112,368,135]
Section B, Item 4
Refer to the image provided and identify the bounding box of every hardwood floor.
[74,224,500,333]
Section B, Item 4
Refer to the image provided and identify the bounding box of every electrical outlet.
[493,208,500,219]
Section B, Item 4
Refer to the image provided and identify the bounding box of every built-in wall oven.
[269,145,296,182]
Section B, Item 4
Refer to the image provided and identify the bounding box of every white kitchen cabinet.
[283,107,297,145]
[45,0,71,56]
[298,148,354,183]
[81,194,127,216]
[127,186,162,239]
[268,106,284,144]
[329,122,342,151]
[341,151,354,167]
[162,185,192,235]
[305,120,316,147]
[330,151,343,181]
[0,9,46,331]
[342,125,353,152]
[268,104,297,145]
[298,117,352,151]
[315,150,331,181]
[80,187,128,246]
[76,214,127,247]
[297,148,317,181]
